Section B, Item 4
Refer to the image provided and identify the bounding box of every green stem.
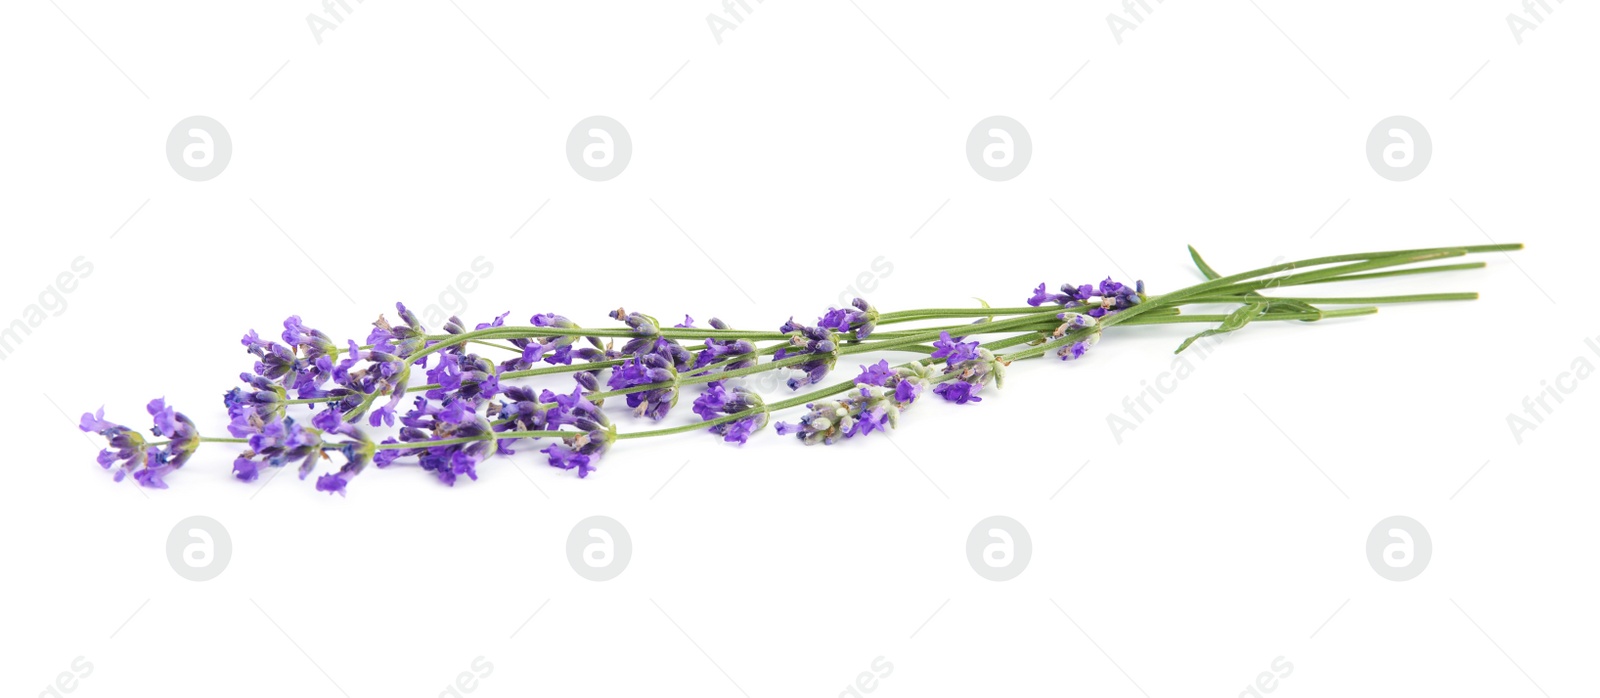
[1178,292,1478,305]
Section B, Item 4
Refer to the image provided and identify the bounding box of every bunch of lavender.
[81,243,1520,495]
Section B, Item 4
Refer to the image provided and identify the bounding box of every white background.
[2,1,1597,696]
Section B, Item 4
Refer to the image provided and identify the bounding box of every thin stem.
[1178,292,1478,305]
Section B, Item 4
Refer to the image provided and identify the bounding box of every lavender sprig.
[78,243,1521,494]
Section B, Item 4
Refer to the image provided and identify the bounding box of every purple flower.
[397,413,494,487]
[1056,333,1101,361]
[279,316,343,398]
[691,381,769,444]
[132,455,176,489]
[81,401,201,487]
[930,332,980,364]
[854,360,896,387]
[367,303,430,361]
[373,439,403,468]
[425,352,502,403]
[814,298,878,340]
[606,352,678,420]
[232,457,260,482]
[929,334,1004,406]
[932,380,984,404]
[694,318,757,372]
[541,443,593,477]
[776,387,905,445]
[474,311,511,331]
[894,380,921,403]
[223,373,287,423]
[80,408,146,482]
[315,472,349,496]
[1028,278,1142,317]
[1027,283,1069,307]
[774,319,839,390]
[79,407,118,434]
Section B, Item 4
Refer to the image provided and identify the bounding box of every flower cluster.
[1052,312,1100,361]
[694,317,758,372]
[605,310,696,420]
[536,387,615,477]
[774,318,839,390]
[79,399,200,488]
[772,359,930,445]
[1028,278,1144,318]
[929,332,1005,404]
[692,381,769,444]
[816,298,879,340]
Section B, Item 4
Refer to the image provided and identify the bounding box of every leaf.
[1188,244,1226,281]
[1188,245,1322,321]
[1174,302,1267,354]
[971,297,994,323]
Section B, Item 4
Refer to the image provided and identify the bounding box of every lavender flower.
[854,360,896,387]
[281,316,341,397]
[367,303,429,362]
[606,352,678,420]
[425,352,502,403]
[692,381,769,444]
[694,318,757,372]
[1027,278,1143,318]
[775,318,839,390]
[223,373,286,423]
[775,387,898,445]
[1056,332,1100,361]
[538,387,614,477]
[852,360,931,406]
[816,298,879,340]
[80,400,200,488]
[610,309,695,371]
[79,408,146,483]
[929,332,1005,405]
[241,330,300,385]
